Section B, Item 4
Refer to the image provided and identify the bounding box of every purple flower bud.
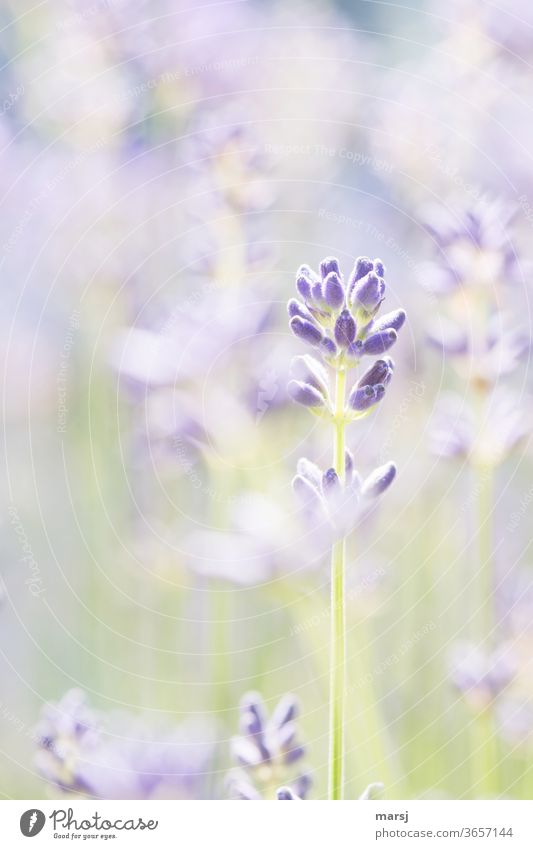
[351,271,385,311]
[348,384,378,411]
[287,380,325,408]
[320,256,341,279]
[292,474,322,510]
[232,737,261,768]
[374,259,385,277]
[345,339,364,364]
[345,449,354,481]
[277,786,300,800]
[323,272,345,309]
[229,771,263,800]
[296,457,322,488]
[357,358,394,389]
[271,694,299,729]
[290,355,329,398]
[293,773,311,799]
[349,256,374,289]
[290,316,323,347]
[371,309,406,334]
[311,280,324,303]
[296,273,312,300]
[277,722,297,750]
[334,308,356,347]
[321,337,338,358]
[362,462,397,497]
[296,264,321,302]
[322,467,341,494]
[287,298,311,320]
[240,692,267,733]
[283,744,305,765]
[240,709,262,738]
[362,329,397,355]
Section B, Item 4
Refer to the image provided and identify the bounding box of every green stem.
[471,708,500,798]
[470,462,500,798]
[474,462,494,644]
[329,367,347,800]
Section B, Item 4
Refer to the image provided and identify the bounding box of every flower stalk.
[329,366,347,799]
[287,254,405,799]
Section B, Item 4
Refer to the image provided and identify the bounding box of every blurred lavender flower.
[450,642,516,712]
[495,697,533,749]
[293,454,396,540]
[227,691,311,800]
[422,198,531,466]
[35,690,214,799]
[420,196,520,292]
[430,389,529,465]
[35,689,101,795]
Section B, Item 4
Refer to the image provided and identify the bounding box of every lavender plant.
[422,197,530,645]
[422,196,530,796]
[287,255,405,799]
[35,690,214,800]
[227,691,311,800]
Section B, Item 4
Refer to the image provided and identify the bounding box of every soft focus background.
[1,0,532,800]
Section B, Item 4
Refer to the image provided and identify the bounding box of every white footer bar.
[2,799,533,848]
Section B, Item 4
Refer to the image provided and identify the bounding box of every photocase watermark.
[517,194,533,230]
[506,483,533,534]
[290,566,386,637]
[172,436,253,506]
[318,208,422,276]
[347,621,437,694]
[158,280,222,336]
[57,0,113,31]
[8,505,44,597]
[123,56,260,100]
[256,367,279,424]
[266,143,394,173]
[2,140,107,256]
[0,84,24,118]
[379,380,426,462]
[57,310,80,433]
[423,144,482,202]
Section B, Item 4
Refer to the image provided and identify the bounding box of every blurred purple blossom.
[227,691,311,800]
[35,690,215,799]
[450,642,516,711]
[293,454,396,540]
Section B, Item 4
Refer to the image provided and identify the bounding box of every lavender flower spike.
[289,255,404,371]
[228,691,311,800]
[288,253,405,799]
